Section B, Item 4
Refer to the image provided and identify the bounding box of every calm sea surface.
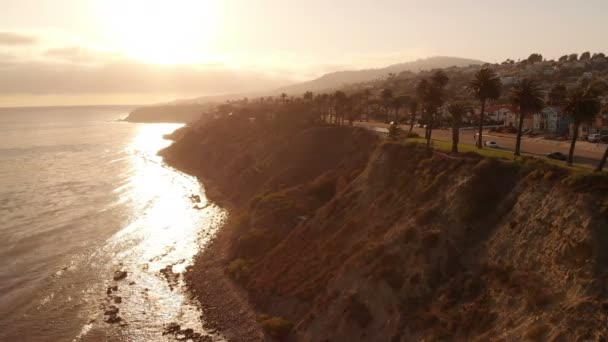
[0,106,225,341]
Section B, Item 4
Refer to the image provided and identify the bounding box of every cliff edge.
[162,115,608,341]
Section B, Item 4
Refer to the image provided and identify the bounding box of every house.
[500,76,518,86]
[543,68,556,76]
[592,112,608,133]
[486,106,514,124]
[571,123,591,139]
[504,111,518,127]
[544,107,571,135]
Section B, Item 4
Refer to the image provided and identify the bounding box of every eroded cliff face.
[163,118,608,341]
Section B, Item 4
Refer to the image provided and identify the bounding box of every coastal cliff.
[162,115,608,341]
[124,104,211,123]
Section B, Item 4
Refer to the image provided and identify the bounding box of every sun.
[97,0,219,65]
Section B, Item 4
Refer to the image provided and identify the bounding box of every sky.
[1,0,607,106]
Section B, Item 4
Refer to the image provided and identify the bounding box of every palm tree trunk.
[596,145,608,172]
[426,112,434,148]
[478,99,486,149]
[452,122,459,153]
[567,123,579,165]
[409,111,416,132]
[515,111,525,156]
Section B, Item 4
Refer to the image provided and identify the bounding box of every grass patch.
[408,138,514,160]
[260,316,294,340]
[407,138,601,175]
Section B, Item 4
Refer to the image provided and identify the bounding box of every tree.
[580,51,591,61]
[362,89,372,121]
[333,91,348,125]
[564,80,603,165]
[568,54,578,62]
[280,93,288,103]
[381,89,393,123]
[468,68,502,148]
[597,145,608,172]
[510,79,545,156]
[391,95,410,123]
[592,52,606,60]
[388,122,402,140]
[548,83,568,106]
[559,55,568,63]
[416,79,430,138]
[303,91,314,103]
[408,99,419,132]
[417,71,449,148]
[448,103,467,153]
[527,53,543,63]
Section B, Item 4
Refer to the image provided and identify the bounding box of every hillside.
[277,56,485,95]
[162,115,608,341]
[123,103,214,123]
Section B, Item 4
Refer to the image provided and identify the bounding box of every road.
[354,121,607,169]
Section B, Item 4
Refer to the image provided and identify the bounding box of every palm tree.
[381,88,393,123]
[548,83,568,106]
[564,80,603,165]
[416,79,430,140]
[597,146,608,172]
[448,103,467,153]
[510,79,545,156]
[468,68,502,148]
[408,99,419,133]
[362,89,371,121]
[303,91,314,103]
[333,91,348,125]
[417,71,449,148]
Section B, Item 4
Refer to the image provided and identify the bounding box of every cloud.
[0,58,297,96]
[43,46,119,64]
[0,32,37,45]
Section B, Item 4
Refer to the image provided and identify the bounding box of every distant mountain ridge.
[126,56,485,122]
[278,56,485,94]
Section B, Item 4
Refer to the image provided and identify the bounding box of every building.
[544,107,571,135]
[486,106,514,124]
[500,76,518,86]
[504,111,518,127]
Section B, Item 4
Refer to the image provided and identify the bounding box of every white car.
[484,141,499,148]
[588,133,600,143]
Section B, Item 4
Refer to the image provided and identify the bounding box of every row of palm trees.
[267,67,606,172]
[450,69,605,171]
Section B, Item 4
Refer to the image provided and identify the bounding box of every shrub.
[388,124,403,141]
[344,294,373,327]
[260,316,294,340]
[226,258,252,281]
[406,131,420,138]
[308,173,337,203]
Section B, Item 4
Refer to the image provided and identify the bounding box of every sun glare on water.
[98,0,219,65]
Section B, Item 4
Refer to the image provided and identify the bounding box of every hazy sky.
[1,0,607,106]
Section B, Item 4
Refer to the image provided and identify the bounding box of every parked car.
[484,141,499,148]
[547,152,567,161]
[588,133,600,142]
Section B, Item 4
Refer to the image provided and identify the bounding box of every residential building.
[544,107,571,135]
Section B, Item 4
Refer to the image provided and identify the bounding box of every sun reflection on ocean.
[77,123,226,342]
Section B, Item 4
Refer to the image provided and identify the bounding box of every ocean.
[0,106,225,341]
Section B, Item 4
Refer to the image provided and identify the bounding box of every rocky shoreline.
[162,152,270,341]
[184,209,269,342]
